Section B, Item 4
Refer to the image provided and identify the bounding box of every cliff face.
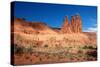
[61,14,82,33]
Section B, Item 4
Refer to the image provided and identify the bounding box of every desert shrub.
[69,47,72,49]
[14,44,34,54]
[27,46,33,54]
[88,46,94,49]
[39,58,42,61]
[47,55,50,59]
[86,50,97,58]
[15,34,23,41]
[25,56,30,59]
[82,46,88,49]
[76,55,81,58]
[49,37,56,42]
[78,50,83,54]
[14,44,25,54]
[44,44,48,47]
[32,45,37,48]
[66,53,72,58]
[30,59,32,62]
[82,46,96,50]
[66,47,70,52]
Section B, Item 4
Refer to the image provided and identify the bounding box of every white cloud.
[84,27,97,32]
[94,23,97,27]
[83,18,97,32]
[90,18,97,27]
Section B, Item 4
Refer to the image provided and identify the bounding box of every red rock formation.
[70,16,76,33]
[61,16,72,33]
[75,15,82,33]
[61,14,82,33]
[70,15,82,33]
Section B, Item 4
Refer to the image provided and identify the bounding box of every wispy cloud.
[83,18,97,32]
[90,18,97,27]
[84,27,97,32]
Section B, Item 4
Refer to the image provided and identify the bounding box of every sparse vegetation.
[44,44,48,47]
[14,44,25,54]
[13,33,97,65]
[82,45,97,50]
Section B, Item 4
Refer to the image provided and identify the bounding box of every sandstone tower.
[61,14,82,33]
[61,16,72,33]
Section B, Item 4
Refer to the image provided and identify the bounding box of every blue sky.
[13,1,97,32]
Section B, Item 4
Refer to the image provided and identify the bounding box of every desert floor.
[12,33,97,65]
